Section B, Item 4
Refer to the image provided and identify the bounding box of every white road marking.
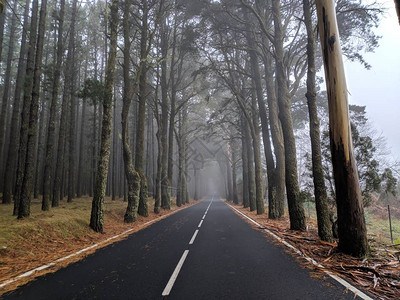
[161,196,215,296]
[189,229,199,245]
[226,202,373,300]
[0,214,171,289]
[162,250,189,296]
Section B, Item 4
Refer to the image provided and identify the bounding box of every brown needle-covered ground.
[226,202,400,300]
[0,196,200,295]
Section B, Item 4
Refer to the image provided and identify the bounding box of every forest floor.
[0,196,200,295]
[227,201,400,300]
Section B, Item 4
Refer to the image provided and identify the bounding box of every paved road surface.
[3,197,361,299]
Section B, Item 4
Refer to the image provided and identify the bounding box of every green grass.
[302,201,400,246]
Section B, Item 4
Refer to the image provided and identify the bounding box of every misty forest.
[1,0,400,298]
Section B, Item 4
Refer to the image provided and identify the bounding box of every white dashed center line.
[189,229,199,245]
[161,250,189,296]
[161,196,214,296]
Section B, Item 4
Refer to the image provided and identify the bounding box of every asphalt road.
[4,197,362,299]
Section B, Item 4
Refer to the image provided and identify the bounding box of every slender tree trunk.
[18,0,48,218]
[112,94,117,200]
[0,0,18,162]
[90,0,119,232]
[231,137,239,204]
[226,152,233,201]
[167,15,178,191]
[303,0,333,242]
[155,124,162,213]
[242,6,269,215]
[160,7,171,209]
[194,167,198,200]
[121,0,140,223]
[67,0,78,203]
[0,4,6,64]
[272,0,306,230]
[250,87,265,215]
[262,34,285,219]
[34,94,47,199]
[3,0,30,205]
[241,116,249,208]
[13,0,39,215]
[246,120,256,211]
[135,0,149,217]
[76,96,87,198]
[316,0,368,256]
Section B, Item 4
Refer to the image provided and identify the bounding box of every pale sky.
[344,0,400,161]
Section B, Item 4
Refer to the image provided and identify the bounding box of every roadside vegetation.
[0,196,198,294]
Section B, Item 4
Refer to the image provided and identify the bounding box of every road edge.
[224,202,374,300]
[0,200,203,293]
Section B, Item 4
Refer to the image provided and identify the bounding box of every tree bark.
[160,4,171,209]
[316,0,368,256]
[67,0,78,203]
[231,136,239,205]
[241,116,249,208]
[2,0,30,205]
[242,6,269,215]
[0,0,18,161]
[250,87,265,215]
[303,0,333,242]
[18,0,48,218]
[395,0,400,25]
[135,0,149,217]
[13,0,39,215]
[167,12,178,192]
[262,35,285,219]
[121,0,140,222]
[272,0,306,230]
[90,0,119,232]
[0,3,6,65]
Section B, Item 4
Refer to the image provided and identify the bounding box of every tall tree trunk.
[155,122,162,213]
[241,116,249,208]
[2,0,30,205]
[112,94,117,200]
[226,152,233,201]
[135,0,149,217]
[34,93,47,199]
[303,0,333,242]
[242,6,270,215]
[262,35,285,219]
[18,0,48,218]
[90,0,119,232]
[231,136,239,205]
[121,0,140,223]
[121,0,140,222]
[246,119,256,211]
[316,0,368,257]
[13,0,39,215]
[0,3,6,64]
[76,96,87,198]
[167,14,178,192]
[90,103,97,198]
[67,0,78,203]
[272,0,306,230]
[0,0,18,163]
[395,0,400,25]
[160,5,171,209]
[250,87,265,215]
[52,0,73,206]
